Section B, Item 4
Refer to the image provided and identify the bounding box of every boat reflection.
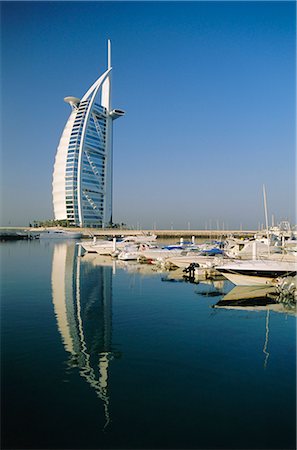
[213,285,295,368]
[82,252,164,276]
[51,242,118,429]
[213,285,295,313]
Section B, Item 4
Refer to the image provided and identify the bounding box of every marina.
[1,237,296,449]
[2,2,296,449]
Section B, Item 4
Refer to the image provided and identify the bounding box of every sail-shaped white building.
[52,40,125,228]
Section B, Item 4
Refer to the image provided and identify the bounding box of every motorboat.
[80,234,157,255]
[223,237,282,259]
[118,246,183,263]
[136,241,223,265]
[39,229,82,239]
[117,244,143,261]
[215,258,297,286]
[117,240,200,263]
[194,240,224,252]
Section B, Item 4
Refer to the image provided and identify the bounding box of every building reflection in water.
[51,242,117,428]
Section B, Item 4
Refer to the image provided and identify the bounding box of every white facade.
[52,40,125,227]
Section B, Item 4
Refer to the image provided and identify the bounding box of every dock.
[0,229,40,241]
[0,227,256,240]
[65,228,255,239]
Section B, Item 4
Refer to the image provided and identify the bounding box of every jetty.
[0,227,256,240]
[58,228,256,239]
[0,229,40,241]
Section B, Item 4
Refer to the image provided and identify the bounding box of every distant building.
[52,40,125,227]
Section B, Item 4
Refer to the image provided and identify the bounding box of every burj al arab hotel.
[52,40,125,228]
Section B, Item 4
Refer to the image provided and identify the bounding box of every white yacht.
[80,234,157,255]
[223,237,281,259]
[117,244,144,261]
[108,239,199,262]
[116,244,183,262]
[39,229,82,239]
[131,241,222,264]
[215,258,297,286]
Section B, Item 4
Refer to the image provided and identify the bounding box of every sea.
[1,239,296,450]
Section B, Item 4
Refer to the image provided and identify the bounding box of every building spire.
[101,40,112,111]
[108,39,111,70]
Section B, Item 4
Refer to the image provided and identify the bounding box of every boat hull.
[39,231,82,239]
[80,235,157,255]
[80,243,116,254]
[166,255,219,269]
[217,266,296,286]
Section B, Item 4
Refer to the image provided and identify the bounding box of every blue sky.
[1,1,296,229]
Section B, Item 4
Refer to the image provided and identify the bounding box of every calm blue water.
[1,240,296,449]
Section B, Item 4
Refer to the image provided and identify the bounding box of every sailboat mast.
[262,184,270,256]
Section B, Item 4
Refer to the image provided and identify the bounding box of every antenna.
[101,40,112,110]
[107,39,111,69]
